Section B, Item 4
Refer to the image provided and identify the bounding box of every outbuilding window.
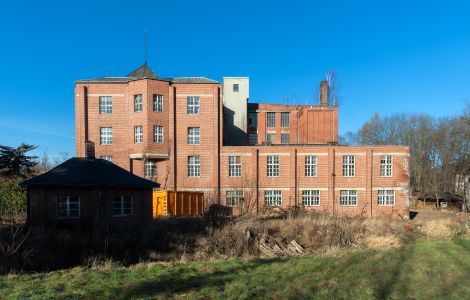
[113,196,133,217]
[57,196,80,219]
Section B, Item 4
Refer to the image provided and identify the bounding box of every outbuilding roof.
[21,158,159,189]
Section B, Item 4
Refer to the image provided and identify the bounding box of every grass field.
[1,237,470,299]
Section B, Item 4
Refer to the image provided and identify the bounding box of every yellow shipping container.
[153,190,204,217]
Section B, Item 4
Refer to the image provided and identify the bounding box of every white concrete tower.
[222,77,249,145]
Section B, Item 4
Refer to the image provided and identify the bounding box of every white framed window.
[153,125,163,143]
[188,155,200,177]
[281,112,290,127]
[267,133,276,144]
[113,196,133,217]
[267,112,276,127]
[378,190,395,205]
[144,160,156,178]
[380,155,393,177]
[188,127,200,144]
[233,83,239,92]
[302,190,320,206]
[249,112,258,128]
[99,96,112,114]
[267,155,280,177]
[226,190,244,207]
[100,156,112,162]
[343,155,355,177]
[57,196,80,219]
[248,133,258,145]
[229,156,241,177]
[305,156,317,177]
[264,190,282,206]
[281,133,289,144]
[134,94,143,112]
[153,94,163,112]
[187,96,200,114]
[100,127,112,145]
[134,126,143,143]
[339,190,357,206]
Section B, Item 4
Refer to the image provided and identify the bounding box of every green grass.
[2,238,470,299]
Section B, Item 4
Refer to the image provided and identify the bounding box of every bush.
[0,178,26,219]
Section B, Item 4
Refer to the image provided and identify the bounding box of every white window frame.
[113,195,133,217]
[187,127,200,144]
[249,112,258,128]
[281,133,289,144]
[339,190,357,206]
[188,155,200,177]
[229,156,242,177]
[267,155,280,177]
[134,94,143,112]
[153,125,163,143]
[380,155,393,177]
[187,96,200,114]
[99,96,112,114]
[305,156,317,177]
[267,133,276,144]
[100,156,112,162]
[153,94,163,112]
[343,155,355,177]
[302,190,320,206]
[134,126,143,144]
[264,190,282,206]
[226,190,244,207]
[267,112,276,127]
[100,127,112,145]
[57,196,80,219]
[144,160,156,178]
[378,190,395,206]
[281,112,290,127]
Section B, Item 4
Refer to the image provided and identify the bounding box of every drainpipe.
[83,86,89,143]
[173,86,177,190]
[332,148,336,216]
[217,86,221,204]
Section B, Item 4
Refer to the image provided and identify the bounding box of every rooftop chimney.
[320,80,328,106]
[85,140,95,159]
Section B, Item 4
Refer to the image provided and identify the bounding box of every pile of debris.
[244,229,304,258]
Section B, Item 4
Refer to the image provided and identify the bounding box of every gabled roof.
[22,158,159,189]
[127,63,158,79]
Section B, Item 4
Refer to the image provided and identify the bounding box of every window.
[378,190,395,205]
[339,190,357,206]
[281,133,289,144]
[267,155,280,177]
[144,160,156,178]
[226,190,244,207]
[153,94,163,112]
[99,96,112,114]
[281,112,290,127]
[188,127,200,144]
[267,133,276,144]
[134,94,143,112]
[248,133,258,145]
[249,112,258,128]
[267,112,276,127]
[233,83,239,92]
[343,155,355,176]
[57,196,80,219]
[134,126,143,143]
[188,155,200,177]
[229,156,241,177]
[380,155,393,177]
[153,125,163,143]
[113,196,133,217]
[100,127,112,145]
[302,190,320,206]
[100,156,112,162]
[305,156,317,177]
[264,190,282,206]
[187,96,200,114]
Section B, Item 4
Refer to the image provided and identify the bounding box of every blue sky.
[1,0,470,158]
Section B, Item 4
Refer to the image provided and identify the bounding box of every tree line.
[341,102,470,196]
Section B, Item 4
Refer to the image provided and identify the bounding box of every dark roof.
[164,77,219,84]
[127,63,158,79]
[22,158,159,189]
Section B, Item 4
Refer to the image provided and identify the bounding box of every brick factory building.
[75,64,410,217]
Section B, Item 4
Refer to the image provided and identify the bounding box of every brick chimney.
[320,80,328,106]
[85,140,95,159]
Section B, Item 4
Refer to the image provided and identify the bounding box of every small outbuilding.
[21,157,159,233]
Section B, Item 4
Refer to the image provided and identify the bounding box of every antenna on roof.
[144,27,148,65]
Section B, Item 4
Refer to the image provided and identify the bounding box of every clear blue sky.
[1,0,469,158]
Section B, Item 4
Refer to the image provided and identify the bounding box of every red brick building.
[75,64,410,217]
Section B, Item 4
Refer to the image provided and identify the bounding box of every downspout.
[83,86,89,142]
[370,149,374,217]
[173,86,177,190]
[217,86,221,204]
[256,148,259,214]
[294,149,298,208]
[332,148,336,216]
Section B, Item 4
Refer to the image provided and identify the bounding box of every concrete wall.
[223,77,249,145]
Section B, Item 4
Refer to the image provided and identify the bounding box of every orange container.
[153,190,204,217]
